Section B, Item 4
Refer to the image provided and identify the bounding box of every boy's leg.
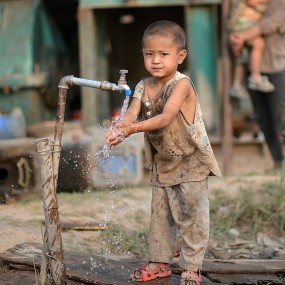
[131,186,174,281]
[131,186,174,282]
[167,179,209,272]
[149,186,177,263]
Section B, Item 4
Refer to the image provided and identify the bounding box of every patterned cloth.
[133,72,221,187]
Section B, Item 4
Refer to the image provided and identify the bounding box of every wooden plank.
[207,273,282,285]
[0,243,180,285]
[203,259,285,274]
[1,243,285,285]
[61,220,108,231]
[172,260,285,275]
[0,268,84,285]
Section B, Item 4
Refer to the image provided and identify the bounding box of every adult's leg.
[267,71,285,133]
[248,71,285,165]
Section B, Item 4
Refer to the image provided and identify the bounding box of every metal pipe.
[35,70,131,284]
[53,88,67,190]
[58,72,132,96]
[54,70,131,192]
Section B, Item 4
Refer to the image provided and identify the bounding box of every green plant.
[99,224,149,258]
[210,176,285,240]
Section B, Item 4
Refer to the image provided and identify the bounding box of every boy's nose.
[152,54,160,63]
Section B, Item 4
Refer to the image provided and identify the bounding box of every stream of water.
[96,95,130,160]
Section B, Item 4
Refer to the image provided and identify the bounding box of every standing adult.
[230,0,285,169]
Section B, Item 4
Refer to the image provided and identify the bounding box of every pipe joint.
[100,81,116,91]
[58,75,74,90]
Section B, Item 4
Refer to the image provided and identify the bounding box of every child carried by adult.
[229,0,275,98]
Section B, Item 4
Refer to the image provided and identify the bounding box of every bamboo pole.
[38,227,48,285]
[35,138,66,285]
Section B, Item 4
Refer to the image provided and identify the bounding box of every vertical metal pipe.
[35,138,66,285]
[53,88,68,191]
[35,73,131,284]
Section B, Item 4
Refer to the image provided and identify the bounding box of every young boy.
[106,20,221,285]
[229,0,275,98]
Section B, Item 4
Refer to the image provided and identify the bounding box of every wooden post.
[35,138,66,285]
[221,0,233,175]
[78,8,98,127]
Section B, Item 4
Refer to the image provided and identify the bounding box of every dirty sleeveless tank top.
[133,72,221,186]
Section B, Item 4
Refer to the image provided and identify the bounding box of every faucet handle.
[118,69,128,85]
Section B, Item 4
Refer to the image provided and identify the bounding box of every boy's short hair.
[142,20,186,51]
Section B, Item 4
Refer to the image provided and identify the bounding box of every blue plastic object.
[97,153,137,177]
[124,88,132,96]
[0,109,26,139]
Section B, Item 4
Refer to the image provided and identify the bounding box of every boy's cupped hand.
[105,121,131,148]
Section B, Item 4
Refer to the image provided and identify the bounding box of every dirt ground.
[0,173,284,257]
[1,135,285,263]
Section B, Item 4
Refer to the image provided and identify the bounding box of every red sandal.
[180,270,202,285]
[131,262,171,282]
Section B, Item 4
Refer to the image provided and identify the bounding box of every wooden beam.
[221,0,233,175]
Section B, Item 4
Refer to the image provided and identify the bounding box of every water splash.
[98,95,130,160]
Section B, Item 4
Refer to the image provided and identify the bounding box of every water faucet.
[58,70,132,96]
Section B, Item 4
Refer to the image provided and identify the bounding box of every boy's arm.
[120,78,195,136]
[121,97,141,123]
[106,98,141,146]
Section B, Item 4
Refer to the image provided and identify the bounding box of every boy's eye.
[161,53,168,56]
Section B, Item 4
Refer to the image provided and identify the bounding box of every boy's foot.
[230,84,249,98]
[130,262,171,282]
[180,270,202,285]
[248,76,275,92]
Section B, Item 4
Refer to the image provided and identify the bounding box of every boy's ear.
[178,50,187,64]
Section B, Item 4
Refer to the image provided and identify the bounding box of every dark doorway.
[42,0,81,118]
[104,6,186,112]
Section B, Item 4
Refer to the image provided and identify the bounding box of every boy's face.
[142,35,187,80]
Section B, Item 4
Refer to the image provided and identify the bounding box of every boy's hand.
[105,121,132,148]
